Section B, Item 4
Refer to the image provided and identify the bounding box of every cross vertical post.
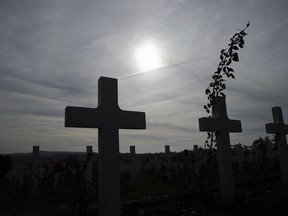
[199,96,242,205]
[86,146,94,185]
[193,145,200,176]
[17,163,24,188]
[130,146,137,185]
[265,107,288,184]
[32,146,39,196]
[164,145,172,180]
[165,145,170,154]
[65,77,146,216]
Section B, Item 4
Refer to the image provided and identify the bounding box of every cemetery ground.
[1,163,288,216]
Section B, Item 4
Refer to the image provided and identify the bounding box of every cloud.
[1,0,288,154]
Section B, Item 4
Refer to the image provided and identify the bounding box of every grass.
[208,187,288,216]
[121,171,179,201]
[0,179,74,215]
[1,174,288,216]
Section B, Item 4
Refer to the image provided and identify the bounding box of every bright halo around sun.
[135,42,163,72]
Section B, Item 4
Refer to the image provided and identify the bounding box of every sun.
[135,42,163,72]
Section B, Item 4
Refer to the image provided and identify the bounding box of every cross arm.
[265,123,288,134]
[65,106,101,128]
[199,117,242,132]
[65,106,146,129]
[118,110,146,129]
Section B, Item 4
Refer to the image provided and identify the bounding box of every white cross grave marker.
[32,146,39,196]
[129,146,137,185]
[65,76,146,216]
[86,146,94,185]
[164,145,172,180]
[199,96,242,205]
[165,145,170,154]
[11,163,24,188]
[265,106,288,184]
[193,145,200,176]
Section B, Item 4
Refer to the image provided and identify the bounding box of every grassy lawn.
[1,176,288,216]
[0,179,77,216]
[208,187,288,216]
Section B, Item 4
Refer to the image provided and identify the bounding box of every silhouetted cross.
[199,96,242,205]
[65,76,146,216]
[32,146,39,196]
[266,107,288,135]
[266,107,288,184]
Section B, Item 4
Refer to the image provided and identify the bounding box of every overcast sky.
[1,0,288,154]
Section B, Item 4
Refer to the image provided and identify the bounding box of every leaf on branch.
[220,54,224,61]
[204,22,249,149]
[209,93,215,100]
[228,49,233,56]
[233,33,239,38]
[232,53,239,62]
[219,92,225,97]
[205,89,211,94]
[227,67,234,72]
[227,58,232,65]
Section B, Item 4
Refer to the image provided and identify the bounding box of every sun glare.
[135,42,163,72]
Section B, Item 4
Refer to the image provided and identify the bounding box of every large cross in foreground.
[65,77,146,216]
[199,96,242,206]
[266,107,288,184]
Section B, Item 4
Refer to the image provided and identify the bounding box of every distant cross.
[129,146,137,185]
[193,145,200,176]
[165,145,170,154]
[265,107,288,184]
[199,96,242,205]
[86,146,94,184]
[32,146,39,196]
[65,77,146,216]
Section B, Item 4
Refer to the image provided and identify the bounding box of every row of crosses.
[65,76,288,216]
